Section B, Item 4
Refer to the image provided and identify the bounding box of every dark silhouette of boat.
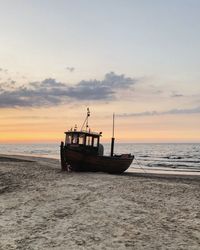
[60,109,134,174]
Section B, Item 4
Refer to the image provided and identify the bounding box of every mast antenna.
[112,113,115,138]
[111,113,115,157]
[81,108,90,131]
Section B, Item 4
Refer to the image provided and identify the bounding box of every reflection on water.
[0,143,200,170]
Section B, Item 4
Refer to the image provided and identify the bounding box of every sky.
[0,0,200,143]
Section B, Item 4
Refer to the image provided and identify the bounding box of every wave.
[147,162,200,170]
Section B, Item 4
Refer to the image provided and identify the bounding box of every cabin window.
[72,134,78,144]
[65,135,72,144]
[79,135,85,145]
[86,136,93,146]
[93,137,98,147]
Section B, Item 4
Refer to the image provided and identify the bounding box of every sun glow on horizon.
[0,106,199,143]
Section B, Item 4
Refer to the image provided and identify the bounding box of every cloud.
[118,106,200,117]
[0,79,16,91]
[66,72,136,100]
[0,78,70,108]
[0,115,56,120]
[65,71,136,101]
[171,91,184,98]
[67,80,114,100]
[171,94,183,97]
[103,72,136,88]
[66,67,75,72]
[0,67,8,73]
[0,72,138,108]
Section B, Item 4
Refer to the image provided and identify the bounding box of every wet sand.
[0,154,200,250]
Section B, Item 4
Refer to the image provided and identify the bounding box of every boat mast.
[81,108,90,132]
[110,113,115,157]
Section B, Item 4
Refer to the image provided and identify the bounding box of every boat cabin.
[64,131,102,154]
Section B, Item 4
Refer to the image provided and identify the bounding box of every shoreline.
[1,153,200,179]
[0,154,200,249]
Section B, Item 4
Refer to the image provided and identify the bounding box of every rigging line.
[81,108,90,131]
[135,157,147,174]
[81,116,87,131]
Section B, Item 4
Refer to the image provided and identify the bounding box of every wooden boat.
[60,109,134,174]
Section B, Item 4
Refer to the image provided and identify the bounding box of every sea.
[0,143,200,172]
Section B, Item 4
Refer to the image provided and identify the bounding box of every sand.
[0,155,200,250]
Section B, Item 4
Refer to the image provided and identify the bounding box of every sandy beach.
[0,155,200,250]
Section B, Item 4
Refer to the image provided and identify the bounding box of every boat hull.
[60,143,134,174]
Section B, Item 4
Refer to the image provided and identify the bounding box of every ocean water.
[0,143,200,171]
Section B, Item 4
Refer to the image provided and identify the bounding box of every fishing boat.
[60,109,134,174]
